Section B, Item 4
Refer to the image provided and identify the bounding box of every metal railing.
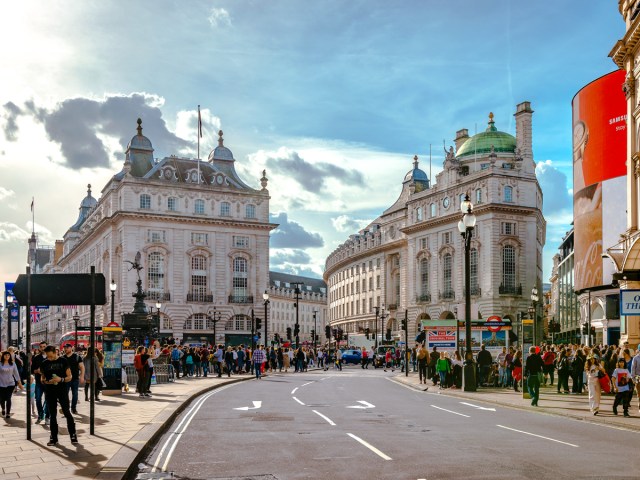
[465,286,482,296]
[228,295,254,304]
[123,363,175,388]
[187,292,214,303]
[499,283,522,295]
[146,291,171,301]
[416,294,431,303]
[439,289,455,300]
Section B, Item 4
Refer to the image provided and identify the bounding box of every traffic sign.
[486,316,502,332]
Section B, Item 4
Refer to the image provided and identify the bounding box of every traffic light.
[294,324,300,337]
[416,330,425,344]
[365,327,370,340]
[286,327,292,340]
[590,326,596,336]
[274,333,280,343]
[582,323,588,335]
[337,328,343,341]
[310,329,315,340]
[401,318,407,330]
[325,325,331,338]
[385,328,391,341]
[257,332,261,339]
[256,318,262,330]
[332,328,338,339]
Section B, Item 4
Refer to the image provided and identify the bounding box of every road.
[136,366,640,479]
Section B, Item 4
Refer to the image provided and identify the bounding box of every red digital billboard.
[573,69,627,291]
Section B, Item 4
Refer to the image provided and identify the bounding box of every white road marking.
[346,400,376,409]
[430,405,470,417]
[291,387,299,394]
[347,433,392,461]
[152,384,235,472]
[312,410,336,426]
[293,396,305,405]
[320,377,329,381]
[233,400,262,411]
[460,401,496,412]
[496,425,579,448]
[301,381,313,387]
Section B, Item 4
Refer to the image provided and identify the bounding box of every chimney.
[455,129,469,152]
[514,101,533,161]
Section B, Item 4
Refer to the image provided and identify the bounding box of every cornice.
[323,238,407,280]
[610,17,640,67]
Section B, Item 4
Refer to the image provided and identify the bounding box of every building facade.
[324,104,546,344]
[37,120,276,346]
[549,228,580,343]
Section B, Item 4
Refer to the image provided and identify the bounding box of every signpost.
[102,323,123,393]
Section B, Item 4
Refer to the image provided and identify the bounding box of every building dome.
[208,130,234,161]
[403,155,430,192]
[456,113,516,158]
[126,118,153,151]
[70,184,97,231]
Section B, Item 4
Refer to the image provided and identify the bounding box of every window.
[193,315,204,330]
[246,204,256,218]
[442,231,452,245]
[481,163,490,170]
[191,255,207,297]
[362,299,366,313]
[475,189,482,204]
[430,203,436,217]
[420,258,429,297]
[220,202,231,216]
[233,257,248,297]
[416,207,423,221]
[376,258,381,268]
[376,275,381,289]
[369,260,373,271]
[191,232,208,245]
[501,222,517,236]
[194,199,205,214]
[147,252,165,294]
[369,277,373,290]
[420,237,428,250]
[362,279,366,291]
[234,314,246,331]
[504,186,513,203]
[168,197,177,211]
[148,230,166,243]
[459,194,466,207]
[233,236,249,248]
[470,248,478,290]
[161,317,173,330]
[140,194,151,209]
[443,253,452,294]
[369,298,373,312]
[502,245,516,290]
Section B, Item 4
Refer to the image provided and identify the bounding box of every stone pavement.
[393,372,640,431]
[0,373,254,480]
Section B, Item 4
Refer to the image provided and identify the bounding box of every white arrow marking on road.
[233,401,262,411]
[460,402,496,412]
[346,400,375,409]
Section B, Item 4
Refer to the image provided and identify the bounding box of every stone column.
[620,279,640,348]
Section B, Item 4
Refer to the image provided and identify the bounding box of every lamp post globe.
[460,194,476,392]
[263,290,270,348]
[109,280,117,325]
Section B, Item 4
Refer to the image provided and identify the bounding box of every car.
[341,349,362,365]
[374,345,396,368]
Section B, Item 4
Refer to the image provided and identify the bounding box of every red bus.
[59,330,103,351]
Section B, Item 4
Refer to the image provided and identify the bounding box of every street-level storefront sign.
[620,289,640,316]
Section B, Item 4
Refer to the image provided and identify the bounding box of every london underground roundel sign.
[486,315,502,332]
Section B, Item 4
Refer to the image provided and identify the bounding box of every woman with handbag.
[585,355,605,415]
[512,350,523,392]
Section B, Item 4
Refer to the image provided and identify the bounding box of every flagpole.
[31,197,34,235]
[197,105,201,185]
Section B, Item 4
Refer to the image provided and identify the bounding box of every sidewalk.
[0,373,254,480]
[393,372,640,431]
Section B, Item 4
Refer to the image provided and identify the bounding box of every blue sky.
[0,1,625,283]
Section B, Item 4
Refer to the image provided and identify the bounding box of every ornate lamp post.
[312,310,318,351]
[374,306,380,350]
[110,280,117,324]
[531,286,539,346]
[457,194,477,392]
[263,291,270,347]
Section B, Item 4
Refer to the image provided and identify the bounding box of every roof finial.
[87,184,92,196]
[487,112,497,132]
[218,130,224,147]
[413,154,419,169]
[136,118,143,136]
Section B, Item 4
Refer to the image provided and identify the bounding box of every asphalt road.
[136,366,640,480]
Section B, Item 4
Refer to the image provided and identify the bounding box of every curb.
[391,376,640,432]
[96,375,255,480]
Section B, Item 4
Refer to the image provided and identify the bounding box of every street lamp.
[110,280,117,325]
[73,311,80,349]
[457,193,477,392]
[208,307,221,346]
[453,306,459,354]
[263,291,270,347]
[374,306,380,350]
[531,286,539,346]
[291,282,304,349]
[312,310,318,352]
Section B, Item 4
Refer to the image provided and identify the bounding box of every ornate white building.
[38,119,276,345]
[324,104,546,343]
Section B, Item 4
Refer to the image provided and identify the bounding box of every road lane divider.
[430,405,470,417]
[301,381,313,387]
[346,433,392,461]
[460,402,496,412]
[293,397,305,405]
[312,410,336,426]
[291,387,299,394]
[233,401,262,411]
[496,425,579,448]
[346,400,375,409]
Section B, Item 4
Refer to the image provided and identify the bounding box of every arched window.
[246,204,256,219]
[475,188,482,204]
[147,253,165,297]
[140,194,151,209]
[193,313,205,330]
[502,245,516,290]
[420,258,429,299]
[470,248,478,292]
[194,199,205,214]
[220,202,231,216]
[233,257,248,300]
[416,207,423,222]
[443,253,453,298]
[161,316,172,330]
[504,186,513,203]
[190,255,208,301]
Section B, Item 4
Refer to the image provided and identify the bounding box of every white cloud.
[0,222,29,242]
[208,7,232,28]
[175,107,222,154]
[331,214,369,233]
[0,187,15,201]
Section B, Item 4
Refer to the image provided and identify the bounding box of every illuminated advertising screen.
[573,70,627,291]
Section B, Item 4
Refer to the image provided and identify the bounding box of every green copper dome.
[455,113,516,158]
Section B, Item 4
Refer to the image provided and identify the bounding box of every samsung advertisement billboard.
[573,69,627,291]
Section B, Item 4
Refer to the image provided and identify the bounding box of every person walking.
[253,345,266,379]
[436,351,450,389]
[133,346,150,397]
[170,345,183,379]
[224,347,234,378]
[612,357,632,417]
[0,350,23,418]
[63,343,84,414]
[361,347,368,369]
[542,346,556,386]
[416,344,428,384]
[556,349,571,394]
[451,350,463,389]
[83,347,103,401]
[476,344,493,387]
[30,341,48,424]
[383,349,394,372]
[525,346,544,406]
[512,350,523,392]
[41,346,78,446]
[585,355,605,415]
[631,348,640,413]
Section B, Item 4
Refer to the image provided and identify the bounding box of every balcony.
[464,286,482,297]
[439,289,455,300]
[387,304,398,310]
[146,291,171,301]
[187,292,214,303]
[416,294,432,303]
[228,295,254,304]
[499,283,522,295]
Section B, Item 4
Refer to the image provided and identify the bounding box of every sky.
[0,0,626,285]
